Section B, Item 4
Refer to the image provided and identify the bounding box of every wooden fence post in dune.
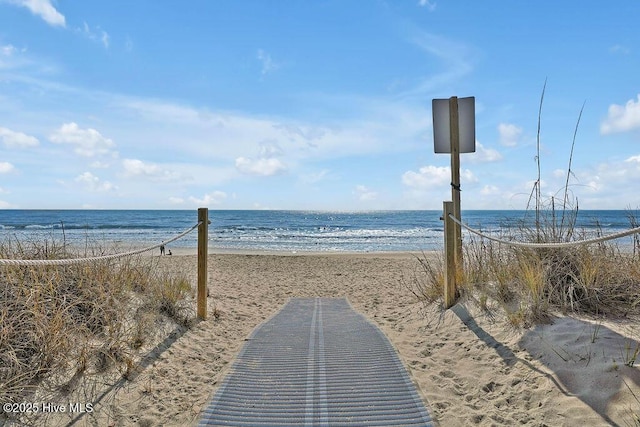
[443,201,457,308]
[197,208,209,320]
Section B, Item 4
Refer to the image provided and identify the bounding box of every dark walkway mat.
[199,297,435,426]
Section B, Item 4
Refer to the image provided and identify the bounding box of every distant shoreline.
[149,246,435,258]
[48,241,436,259]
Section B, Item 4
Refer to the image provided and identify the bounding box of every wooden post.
[197,208,208,320]
[443,201,457,308]
[449,96,463,269]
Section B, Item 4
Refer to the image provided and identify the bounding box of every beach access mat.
[198,297,435,426]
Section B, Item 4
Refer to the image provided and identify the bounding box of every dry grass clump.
[0,239,195,425]
[409,209,640,328]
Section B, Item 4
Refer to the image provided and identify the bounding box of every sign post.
[448,97,463,265]
[433,96,475,308]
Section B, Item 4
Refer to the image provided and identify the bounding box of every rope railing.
[0,222,201,266]
[448,214,640,249]
[441,205,640,308]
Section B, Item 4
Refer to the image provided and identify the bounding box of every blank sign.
[433,97,476,153]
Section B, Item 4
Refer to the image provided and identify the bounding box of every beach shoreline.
[23,251,640,426]
[159,247,435,258]
[58,239,437,258]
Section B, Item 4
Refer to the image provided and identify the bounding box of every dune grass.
[0,238,195,425]
[409,186,640,326]
[410,84,640,324]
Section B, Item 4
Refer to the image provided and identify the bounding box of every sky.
[1,1,640,210]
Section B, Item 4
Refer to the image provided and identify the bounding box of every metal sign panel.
[433,97,476,153]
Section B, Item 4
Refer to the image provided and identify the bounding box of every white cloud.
[259,142,283,158]
[0,127,39,148]
[585,176,603,193]
[122,98,213,125]
[354,185,377,201]
[188,191,227,206]
[299,169,330,185]
[90,160,111,169]
[235,157,287,176]
[74,172,116,192]
[563,156,640,207]
[600,94,640,134]
[498,123,522,147]
[279,122,325,137]
[402,165,449,188]
[168,196,184,205]
[465,142,502,163]
[119,96,427,164]
[50,122,117,157]
[418,0,436,11]
[78,22,109,49]
[0,162,15,173]
[257,49,279,75]
[234,141,287,178]
[122,158,162,176]
[7,0,66,27]
[402,165,476,189]
[480,185,499,196]
[0,43,28,70]
[121,158,183,181]
[1,44,17,56]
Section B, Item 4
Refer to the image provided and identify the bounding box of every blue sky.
[1,1,640,210]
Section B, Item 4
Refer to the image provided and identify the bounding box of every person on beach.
[160,244,165,255]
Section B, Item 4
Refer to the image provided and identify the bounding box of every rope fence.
[441,204,640,309]
[1,208,210,320]
[448,214,640,249]
[0,222,201,266]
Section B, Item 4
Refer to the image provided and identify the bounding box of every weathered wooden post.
[448,97,463,266]
[443,201,457,308]
[197,207,208,320]
[433,95,475,308]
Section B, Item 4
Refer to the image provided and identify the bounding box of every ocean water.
[0,210,637,253]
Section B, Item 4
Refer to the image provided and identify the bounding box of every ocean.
[0,210,638,253]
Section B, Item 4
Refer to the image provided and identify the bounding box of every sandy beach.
[43,251,640,426]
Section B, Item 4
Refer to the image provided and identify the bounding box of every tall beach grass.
[0,237,195,425]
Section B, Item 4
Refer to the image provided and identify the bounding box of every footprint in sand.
[482,380,501,393]
[439,369,456,378]
[419,348,432,357]
[409,360,428,370]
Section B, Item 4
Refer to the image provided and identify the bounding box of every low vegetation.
[410,84,640,325]
[410,208,640,327]
[0,237,195,425]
